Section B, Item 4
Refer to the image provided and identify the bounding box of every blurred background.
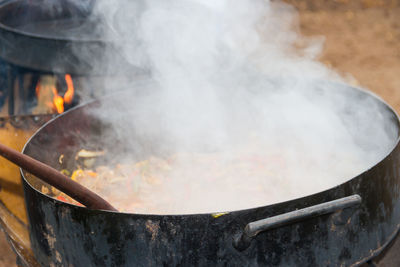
[1,0,400,266]
[286,0,400,113]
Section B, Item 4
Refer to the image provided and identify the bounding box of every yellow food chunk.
[71,169,84,181]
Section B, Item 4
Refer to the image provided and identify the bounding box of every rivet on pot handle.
[233,194,362,251]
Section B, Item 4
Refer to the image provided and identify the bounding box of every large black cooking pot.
[21,82,400,266]
[0,0,142,75]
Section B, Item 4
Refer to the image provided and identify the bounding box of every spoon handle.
[0,143,117,211]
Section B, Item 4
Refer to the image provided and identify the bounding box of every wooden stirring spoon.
[0,143,117,212]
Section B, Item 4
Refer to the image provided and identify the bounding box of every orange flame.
[52,87,64,114]
[51,74,75,114]
[35,74,75,114]
[63,74,74,105]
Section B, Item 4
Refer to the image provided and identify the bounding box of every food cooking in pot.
[41,145,364,214]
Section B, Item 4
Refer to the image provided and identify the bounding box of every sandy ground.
[1,1,400,266]
[297,5,400,113]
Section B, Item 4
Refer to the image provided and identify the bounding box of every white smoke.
[72,0,398,213]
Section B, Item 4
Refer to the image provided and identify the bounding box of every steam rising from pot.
[71,0,398,213]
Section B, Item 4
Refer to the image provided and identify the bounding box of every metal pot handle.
[233,194,362,251]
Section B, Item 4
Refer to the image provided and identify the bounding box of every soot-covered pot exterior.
[22,87,400,266]
[0,0,140,75]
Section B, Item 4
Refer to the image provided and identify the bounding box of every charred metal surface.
[21,84,400,266]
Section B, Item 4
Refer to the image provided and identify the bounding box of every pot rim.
[0,0,105,43]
